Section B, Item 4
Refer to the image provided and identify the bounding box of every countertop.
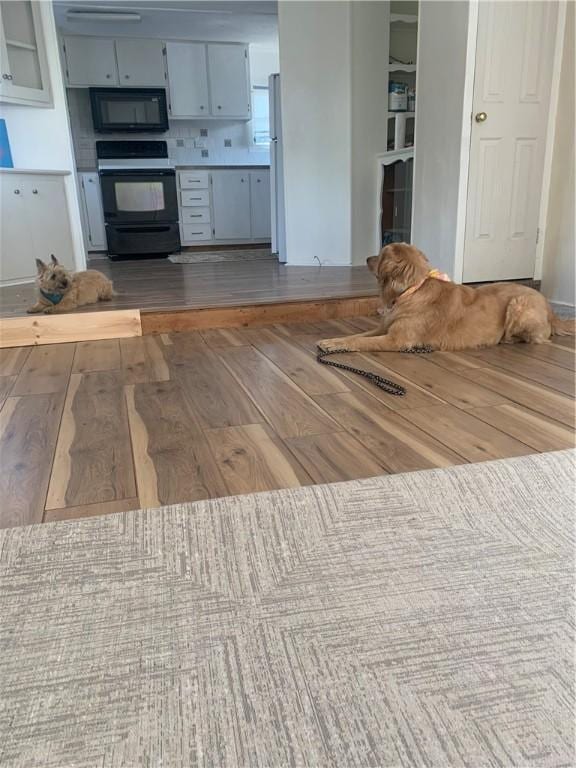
[0,168,72,176]
[76,164,270,172]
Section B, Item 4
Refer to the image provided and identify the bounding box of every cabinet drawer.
[179,171,209,189]
[181,189,210,207]
[181,207,211,224]
[182,223,212,241]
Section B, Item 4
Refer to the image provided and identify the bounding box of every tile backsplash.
[67,89,269,168]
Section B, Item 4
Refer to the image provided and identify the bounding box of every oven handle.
[99,169,175,177]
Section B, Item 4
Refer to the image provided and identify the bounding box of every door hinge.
[212,227,215,235]
[245,50,248,58]
[536,227,541,244]
[162,46,166,55]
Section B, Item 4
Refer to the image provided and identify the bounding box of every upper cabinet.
[165,41,209,118]
[115,39,166,87]
[0,0,51,106]
[206,44,250,118]
[167,41,251,120]
[62,37,165,88]
[63,37,118,86]
[61,36,251,120]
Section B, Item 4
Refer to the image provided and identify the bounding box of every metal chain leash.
[316,345,434,397]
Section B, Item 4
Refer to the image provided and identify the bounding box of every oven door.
[100,169,178,224]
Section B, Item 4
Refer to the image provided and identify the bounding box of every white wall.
[350,1,390,265]
[279,1,352,266]
[541,1,575,309]
[411,1,472,279]
[1,1,85,271]
[278,1,389,267]
[250,44,279,87]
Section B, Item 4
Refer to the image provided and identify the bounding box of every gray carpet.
[169,248,276,264]
[0,451,574,767]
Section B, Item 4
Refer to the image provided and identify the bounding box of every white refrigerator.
[269,73,286,263]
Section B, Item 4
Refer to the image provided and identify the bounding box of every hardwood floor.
[0,317,574,528]
[0,258,377,318]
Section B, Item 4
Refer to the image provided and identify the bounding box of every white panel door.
[64,37,118,86]
[0,176,35,282]
[463,1,558,282]
[26,178,75,269]
[212,171,251,239]
[166,42,209,118]
[207,44,250,118]
[80,173,106,251]
[115,39,166,87]
[250,171,271,239]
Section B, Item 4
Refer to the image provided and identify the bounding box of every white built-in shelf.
[5,39,37,51]
[390,13,418,24]
[388,64,416,73]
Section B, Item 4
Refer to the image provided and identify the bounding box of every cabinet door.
[63,37,118,86]
[115,39,166,87]
[250,171,271,239]
[207,44,250,118]
[166,42,209,118]
[0,176,35,282]
[212,171,251,240]
[0,1,50,105]
[80,173,106,251]
[25,178,75,269]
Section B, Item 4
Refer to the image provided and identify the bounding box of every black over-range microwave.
[89,88,169,133]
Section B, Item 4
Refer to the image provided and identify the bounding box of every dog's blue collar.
[40,288,64,305]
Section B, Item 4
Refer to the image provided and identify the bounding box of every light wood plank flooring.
[0,317,574,528]
[0,258,377,318]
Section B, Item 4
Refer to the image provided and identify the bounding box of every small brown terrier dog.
[27,255,115,314]
[319,243,575,352]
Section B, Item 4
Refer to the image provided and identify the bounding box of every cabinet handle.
[13,189,20,195]
[191,214,202,217]
[124,74,130,79]
[240,178,245,183]
[32,189,38,194]
[106,74,112,79]
[88,178,94,183]
[200,105,204,110]
[217,105,222,110]
[2,73,12,80]
[257,178,261,183]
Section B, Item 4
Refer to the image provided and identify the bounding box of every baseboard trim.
[0,309,142,348]
[141,296,380,335]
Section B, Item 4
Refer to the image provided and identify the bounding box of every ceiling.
[53,1,278,46]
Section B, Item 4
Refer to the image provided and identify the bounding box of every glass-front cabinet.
[0,1,51,106]
[378,151,414,247]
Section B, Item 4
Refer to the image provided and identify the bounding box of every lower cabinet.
[211,171,251,240]
[78,172,106,251]
[178,168,270,245]
[249,171,271,239]
[0,172,75,283]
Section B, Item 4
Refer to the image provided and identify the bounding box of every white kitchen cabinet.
[166,41,209,118]
[63,36,118,86]
[250,170,271,239]
[207,44,250,118]
[211,171,251,240]
[115,38,166,87]
[0,0,51,106]
[0,172,75,284]
[78,172,106,251]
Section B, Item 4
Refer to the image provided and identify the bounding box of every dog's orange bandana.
[395,268,451,304]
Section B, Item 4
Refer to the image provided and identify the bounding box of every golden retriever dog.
[319,243,575,352]
[27,255,115,314]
